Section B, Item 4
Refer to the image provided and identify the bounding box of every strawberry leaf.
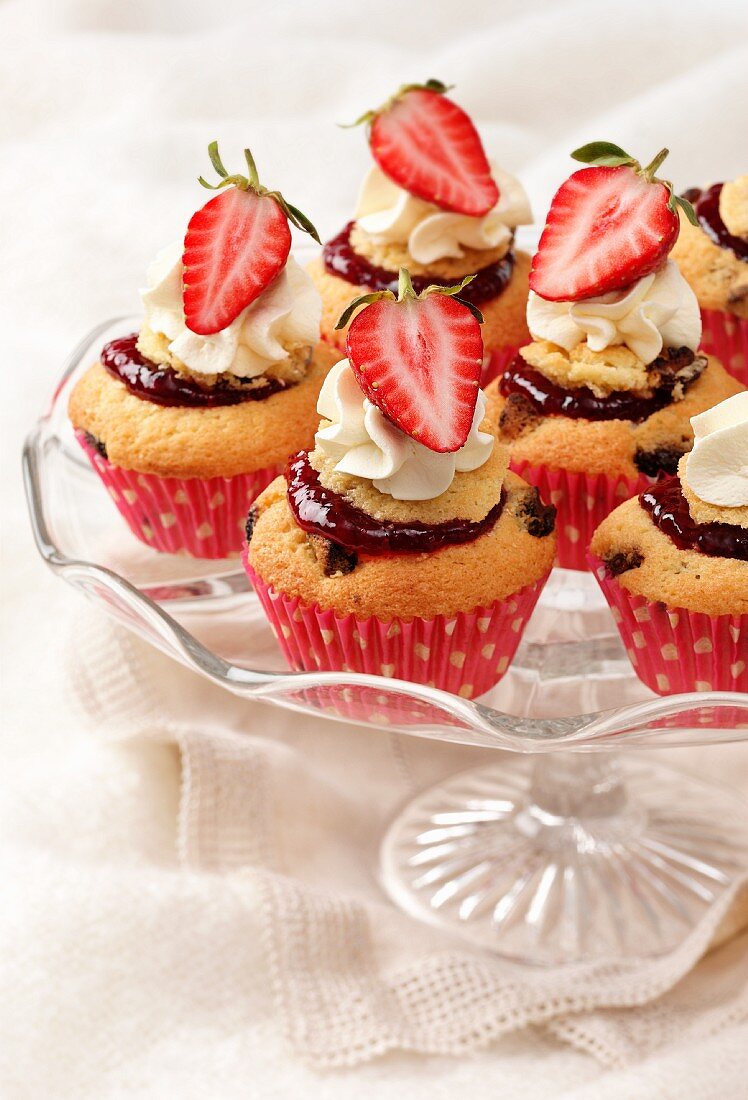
[661,180,699,226]
[282,201,321,244]
[398,78,453,96]
[208,140,229,178]
[420,275,484,323]
[421,273,476,299]
[242,147,260,189]
[453,298,484,324]
[335,290,396,330]
[339,109,377,130]
[571,141,637,167]
[674,193,699,226]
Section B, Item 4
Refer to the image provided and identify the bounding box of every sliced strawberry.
[343,275,484,453]
[529,144,696,302]
[183,188,291,335]
[352,81,498,217]
[182,143,319,336]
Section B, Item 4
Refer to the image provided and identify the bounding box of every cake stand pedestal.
[380,752,748,964]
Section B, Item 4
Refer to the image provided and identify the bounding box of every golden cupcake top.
[719,176,748,241]
[590,394,748,617]
[671,173,748,319]
[247,269,555,599]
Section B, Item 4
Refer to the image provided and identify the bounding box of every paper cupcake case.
[77,430,279,559]
[243,552,549,699]
[589,553,747,695]
[481,344,521,387]
[273,680,475,731]
[510,459,651,572]
[700,308,748,387]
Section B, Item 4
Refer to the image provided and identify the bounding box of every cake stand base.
[380,754,748,965]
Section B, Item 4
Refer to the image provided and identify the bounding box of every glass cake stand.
[23,315,748,967]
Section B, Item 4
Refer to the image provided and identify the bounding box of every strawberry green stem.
[208,141,229,178]
[335,269,484,330]
[243,147,261,190]
[397,268,417,300]
[196,141,320,242]
[641,147,670,182]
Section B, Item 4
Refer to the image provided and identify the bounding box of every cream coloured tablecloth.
[2,1,748,1096]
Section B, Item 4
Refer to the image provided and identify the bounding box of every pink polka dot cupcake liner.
[700,308,748,387]
[588,552,747,695]
[77,430,280,559]
[266,680,473,730]
[510,460,651,571]
[243,551,549,699]
[481,344,521,387]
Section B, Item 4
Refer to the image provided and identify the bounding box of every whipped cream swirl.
[355,162,532,266]
[315,360,494,501]
[686,392,748,508]
[527,260,701,365]
[140,243,321,378]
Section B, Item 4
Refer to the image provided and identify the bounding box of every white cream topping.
[686,392,748,508]
[314,359,494,501]
[140,242,321,378]
[527,260,701,365]
[354,162,532,266]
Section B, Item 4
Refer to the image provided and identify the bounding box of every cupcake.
[244,271,556,698]
[671,175,748,386]
[485,142,744,571]
[590,392,748,694]
[69,143,338,559]
[308,80,532,385]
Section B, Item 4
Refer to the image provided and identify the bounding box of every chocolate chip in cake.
[307,533,358,576]
[648,347,706,400]
[245,505,259,544]
[498,392,540,441]
[604,549,644,576]
[516,487,556,538]
[83,431,108,460]
[634,443,687,478]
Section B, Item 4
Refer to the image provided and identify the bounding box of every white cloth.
[2,1,748,1097]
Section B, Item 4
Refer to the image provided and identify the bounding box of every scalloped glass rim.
[22,310,748,754]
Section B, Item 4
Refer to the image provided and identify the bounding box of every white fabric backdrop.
[2,1,748,1097]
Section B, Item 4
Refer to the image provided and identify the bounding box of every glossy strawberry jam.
[286,450,504,555]
[683,184,748,261]
[499,357,693,423]
[640,476,748,560]
[101,334,289,407]
[323,222,515,304]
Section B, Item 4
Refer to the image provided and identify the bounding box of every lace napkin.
[69,609,748,1070]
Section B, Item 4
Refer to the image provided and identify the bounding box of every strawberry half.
[183,143,319,335]
[530,143,698,302]
[336,270,484,453]
[349,80,498,218]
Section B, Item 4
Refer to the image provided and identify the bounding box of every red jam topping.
[101,334,289,407]
[683,184,748,262]
[498,356,696,423]
[323,221,515,305]
[286,450,504,555]
[640,476,748,561]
